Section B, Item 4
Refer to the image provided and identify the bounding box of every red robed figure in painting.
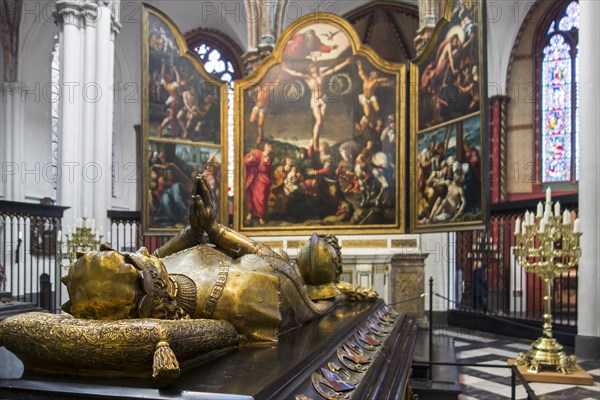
[244,143,273,225]
[284,29,336,60]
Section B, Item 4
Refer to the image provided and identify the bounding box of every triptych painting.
[142,1,487,235]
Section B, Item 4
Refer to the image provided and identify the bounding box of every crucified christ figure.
[283,58,352,148]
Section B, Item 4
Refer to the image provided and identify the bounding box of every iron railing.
[454,194,578,328]
[0,201,69,313]
[107,211,171,254]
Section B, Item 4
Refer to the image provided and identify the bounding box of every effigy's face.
[61,251,141,320]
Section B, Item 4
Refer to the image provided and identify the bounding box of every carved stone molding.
[241,46,274,76]
[389,253,428,326]
[81,2,99,27]
[53,1,85,28]
[0,0,23,83]
[414,25,434,57]
[111,18,122,41]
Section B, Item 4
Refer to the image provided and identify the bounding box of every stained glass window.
[540,1,579,183]
[193,42,236,195]
[542,35,572,182]
[558,1,579,31]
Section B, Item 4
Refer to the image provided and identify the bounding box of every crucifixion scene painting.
[236,18,404,235]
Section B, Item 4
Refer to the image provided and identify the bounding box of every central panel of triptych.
[234,14,405,236]
[141,0,488,237]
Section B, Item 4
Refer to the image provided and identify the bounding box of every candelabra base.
[516,337,576,375]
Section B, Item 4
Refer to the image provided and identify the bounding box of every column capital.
[81,2,99,28]
[54,1,84,29]
[95,0,120,23]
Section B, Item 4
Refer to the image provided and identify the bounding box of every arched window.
[536,0,579,184]
[186,29,243,197]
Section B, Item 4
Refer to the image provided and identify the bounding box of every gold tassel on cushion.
[152,341,180,379]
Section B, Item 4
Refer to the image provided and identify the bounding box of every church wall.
[0,41,4,84]
[421,233,451,312]
[506,56,535,193]
[141,0,248,47]
[111,3,143,211]
[504,0,557,196]
[15,5,57,202]
[485,0,533,96]
[280,0,375,31]
[0,45,4,199]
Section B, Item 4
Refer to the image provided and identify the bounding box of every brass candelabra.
[513,191,581,374]
[57,217,104,265]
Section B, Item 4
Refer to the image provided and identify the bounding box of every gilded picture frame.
[409,0,489,233]
[234,13,405,236]
[142,5,228,234]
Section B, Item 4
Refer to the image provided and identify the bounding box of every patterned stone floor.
[433,327,600,400]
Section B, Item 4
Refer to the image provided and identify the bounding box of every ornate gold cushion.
[0,312,239,378]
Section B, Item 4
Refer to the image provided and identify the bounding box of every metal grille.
[0,201,66,313]
[453,197,578,328]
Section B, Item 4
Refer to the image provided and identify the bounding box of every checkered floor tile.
[433,328,600,400]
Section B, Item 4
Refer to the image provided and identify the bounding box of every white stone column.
[242,0,285,74]
[576,0,600,357]
[54,0,119,237]
[421,233,450,312]
[91,0,115,235]
[81,1,98,217]
[260,0,278,47]
[0,82,25,201]
[55,1,84,227]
